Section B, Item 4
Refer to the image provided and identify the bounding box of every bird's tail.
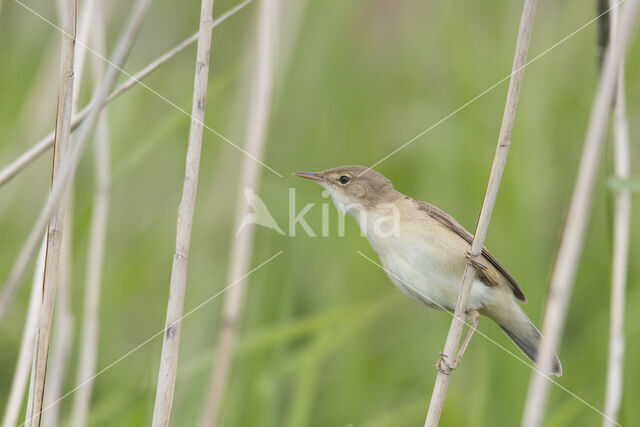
[491,306,562,376]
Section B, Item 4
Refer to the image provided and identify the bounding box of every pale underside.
[357,196,525,314]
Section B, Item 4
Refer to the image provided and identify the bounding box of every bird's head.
[294,165,397,215]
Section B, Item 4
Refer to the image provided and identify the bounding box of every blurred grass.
[1,0,640,426]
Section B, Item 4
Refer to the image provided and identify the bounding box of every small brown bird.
[295,165,562,376]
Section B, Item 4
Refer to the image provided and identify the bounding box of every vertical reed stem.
[200,0,278,424]
[25,0,77,424]
[603,1,631,425]
[40,206,73,427]
[0,0,151,327]
[16,0,151,422]
[1,238,46,427]
[151,0,217,424]
[602,71,630,427]
[70,1,111,423]
[425,0,537,425]
[40,2,100,422]
[522,1,639,426]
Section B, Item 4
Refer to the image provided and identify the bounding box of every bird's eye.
[339,175,351,185]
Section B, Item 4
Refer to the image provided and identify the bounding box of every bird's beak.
[293,171,324,182]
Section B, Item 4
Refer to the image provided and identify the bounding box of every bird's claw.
[435,311,480,375]
[436,352,458,374]
[465,251,487,270]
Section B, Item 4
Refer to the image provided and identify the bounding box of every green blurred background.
[1,0,639,426]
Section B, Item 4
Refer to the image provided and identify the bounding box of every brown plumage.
[295,165,562,375]
[414,200,527,302]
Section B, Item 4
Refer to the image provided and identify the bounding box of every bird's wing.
[414,200,527,303]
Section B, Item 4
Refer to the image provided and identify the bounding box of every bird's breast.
[365,218,491,311]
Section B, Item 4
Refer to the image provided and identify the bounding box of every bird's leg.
[455,309,480,362]
[464,251,487,270]
[436,310,480,373]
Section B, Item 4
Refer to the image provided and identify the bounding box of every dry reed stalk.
[22,0,151,414]
[72,0,98,101]
[150,0,217,424]
[603,1,631,425]
[1,238,46,427]
[424,1,537,425]
[40,3,100,422]
[0,0,253,189]
[70,3,111,422]
[40,206,74,427]
[603,63,630,427]
[521,1,640,426]
[8,1,151,423]
[200,0,278,424]
[24,0,77,424]
[0,0,151,332]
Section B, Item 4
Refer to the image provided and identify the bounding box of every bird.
[294,165,562,376]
